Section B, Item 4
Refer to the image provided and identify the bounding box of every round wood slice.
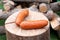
[5,9,50,40]
[39,3,48,13]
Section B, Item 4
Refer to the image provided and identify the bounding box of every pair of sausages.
[15,9,48,30]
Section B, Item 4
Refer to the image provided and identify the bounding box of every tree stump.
[5,9,50,40]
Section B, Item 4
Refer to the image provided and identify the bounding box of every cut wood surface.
[50,13,60,30]
[5,9,50,40]
[51,18,60,30]
[54,17,60,38]
[39,3,48,13]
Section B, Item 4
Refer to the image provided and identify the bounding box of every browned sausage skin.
[15,9,29,26]
[15,9,48,30]
[20,20,48,30]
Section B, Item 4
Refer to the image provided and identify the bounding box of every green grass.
[50,27,59,40]
[0,1,6,40]
[0,20,5,26]
[51,34,58,40]
[56,12,60,16]
[57,0,60,1]
[0,1,4,10]
[0,20,6,40]
[0,34,6,40]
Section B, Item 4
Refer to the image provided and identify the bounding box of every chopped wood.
[0,5,22,20]
[51,18,60,30]
[29,5,38,12]
[0,26,5,34]
[50,2,60,12]
[39,3,48,13]
[45,10,55,21]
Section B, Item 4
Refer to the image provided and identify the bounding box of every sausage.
[20,20,48,30]
[15,9,29,26]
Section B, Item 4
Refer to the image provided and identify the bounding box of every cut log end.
[39,3,48,13]
[51,17,60,30]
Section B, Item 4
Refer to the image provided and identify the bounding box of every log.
[50,13,60,30]
[45,10,55,21]
[0,26,5,34]
[50,12,60,30]
[39,2,60,12]
[51,18,60,30]
[55,17,60,38]
[0,5,22,20]
[0,2,60,20]
[50,2,60,12]
[13,0,52,3]
[50,13,60,38]
[39,3,49,13]
[29,5,38,12]
[4,0,15,11]
[5,9,50,40]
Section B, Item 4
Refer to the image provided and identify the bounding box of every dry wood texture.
[5,9,50,40]
[50,13,60,30]
[0,26,5,34]
[0,5,22,20]
[6,28,50,40]
[0,2,60,19]
[51,18,60,30]
[50,2,60,12]
[39,3,48,13]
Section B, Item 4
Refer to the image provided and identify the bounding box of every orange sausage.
[15,9,29,26]
[20,20,48,30]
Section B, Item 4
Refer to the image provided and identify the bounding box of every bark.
[0,26,5,34]
[0,5,22,20]
[50,2,60,12]
[50,13,60,30]
[6,28,50,40]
